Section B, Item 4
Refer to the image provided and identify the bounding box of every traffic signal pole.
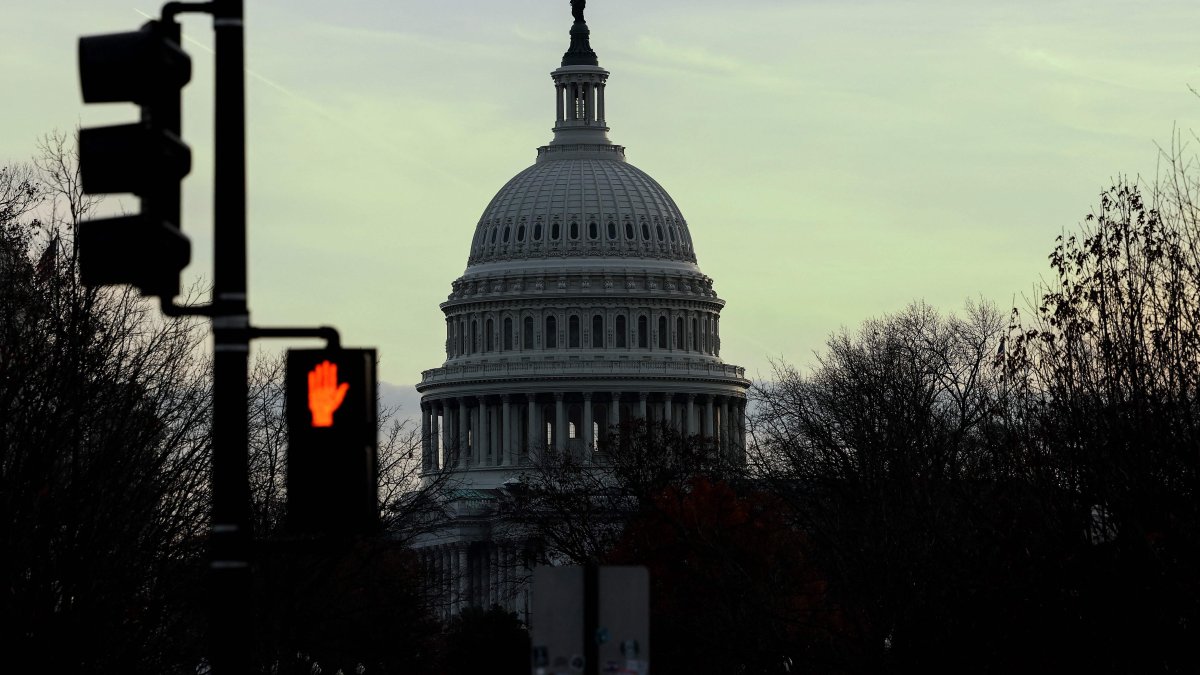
[209,0,253,672]
[81,5,364,672]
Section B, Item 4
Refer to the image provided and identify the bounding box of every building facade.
[413,5,749,621]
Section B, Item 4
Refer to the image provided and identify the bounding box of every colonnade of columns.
[418,542,530,621]
[420,391,747,471]
[555,78,606,125]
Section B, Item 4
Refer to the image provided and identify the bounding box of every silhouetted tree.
[511,420,736,565]
[1,134,212,673]
[1004,169,1200,671]
[608,476,842,675]
[442,605,530,675]
[747,301,1090,672]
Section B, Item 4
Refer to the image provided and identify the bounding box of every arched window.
[504,317,513,350]
[657,225,665,242]
[569,315,580,348]
[592,314,604,348]
[503,226,511,243]
[569,221,579,239]
[642,222,651,240]
[608,222,617,240]
[490,228,498,244]
[657,316,667,349]
[446,321,453,357]
[546,315,558,348]
[589,222,598,239]
[701,317,708,353]
[551,222,560,240]
[625,222,635,240]
[675,317,684,350]
[517,225,526,241]
[669,227,677,242]
[533,223,542,240]
[523,316,534,349]
[486,318,494,351]
[616,315,627,348]
[458,320,466,355]
[472,320,479,353]
[637,315,648,348]
[692,317,698,351]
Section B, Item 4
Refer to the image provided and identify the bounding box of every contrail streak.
[134,8,470,188]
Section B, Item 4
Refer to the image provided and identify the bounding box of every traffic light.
[285,349,379,536]
[77,18,192,298]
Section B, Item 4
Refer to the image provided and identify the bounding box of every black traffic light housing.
[285,349,379,537]
[77,19,192,298]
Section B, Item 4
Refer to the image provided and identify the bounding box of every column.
[421,403,432,470]
[491,544,501,607]
[502,545,514,612]
[582,392,594,458]
[455,545,467,614]
[686,394,697,435]
[474,399,484,467]
[436,547,445,619]
[528,391,542,458]
[481,544,491,608]
[704,396,715,438]
[457,397,469,468]
[720,397,731,454]
[440,401,451,468]
[584,82,593,122]
[597,83,605,123]
[485,398,497,466]
[501,394,512,466]
[526,393,539,462]
[637,392,648,420]
[430,403,441,470]
[554,392,567,453]
[556,83,564,122]
[663,393,673,430]
[445,546,454,619]
[609,393,621,446]
[737,399,747,451]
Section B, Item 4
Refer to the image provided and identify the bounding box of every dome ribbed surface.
[467,157,698,266]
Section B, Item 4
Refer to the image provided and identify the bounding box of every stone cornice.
[441,268,722,310]
[441,295,727,315]
[416,359,749,392]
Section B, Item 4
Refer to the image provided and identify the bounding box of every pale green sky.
[4,0,1199,414]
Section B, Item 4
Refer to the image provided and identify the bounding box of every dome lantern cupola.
[548,0,612,149]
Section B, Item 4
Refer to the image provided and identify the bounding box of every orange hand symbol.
[308,360,349,428]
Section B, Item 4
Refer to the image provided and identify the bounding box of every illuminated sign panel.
[307,359,348,428]
[285,349,378,536]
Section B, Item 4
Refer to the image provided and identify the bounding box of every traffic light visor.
[79,22,191,105]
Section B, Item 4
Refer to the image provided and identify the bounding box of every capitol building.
[413,4,749,621]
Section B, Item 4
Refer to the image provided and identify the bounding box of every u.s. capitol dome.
[414,3,749,618]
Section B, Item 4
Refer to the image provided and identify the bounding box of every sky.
[4,0,1200,417]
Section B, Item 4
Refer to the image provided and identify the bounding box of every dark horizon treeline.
[3,131,1199,674]
[514,143,1200,673]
